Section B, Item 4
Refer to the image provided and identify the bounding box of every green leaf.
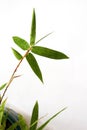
[0,99,6,126]
[1,113,8,129]
[13,36,30,50]
[37,107,67,130]
[35,32,53,44]
[18,114,28,130]
[32,46,69,59]
[11,48,23,60]
[0,83,7,91]
[29,101,39,130]
[26,53,43,82]
[30,8,36,45]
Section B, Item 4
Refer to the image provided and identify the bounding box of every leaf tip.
[40,77,44,84]
[12,36,16,40]
[65,55,69,59]
[35,101,38,106]
[33,8,35,12]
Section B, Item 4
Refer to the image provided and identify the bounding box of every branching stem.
[0,47,32,103]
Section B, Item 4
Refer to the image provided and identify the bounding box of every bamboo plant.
[0,9,69,130]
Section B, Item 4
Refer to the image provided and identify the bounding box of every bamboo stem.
[0,47,32,103]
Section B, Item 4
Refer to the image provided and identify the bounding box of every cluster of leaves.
[11,9,68,83]
[0,9,68,92]
[0,101,66,130]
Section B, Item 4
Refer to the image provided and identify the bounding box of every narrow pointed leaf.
[35,32,53,44]
[30,8,36,45]
[32,46,69,59]
[0,99,7,125]
[13,36,30,50]
[37,107,67,130]
[11,48,23,60]
[26,53,43,82]
[29,101,39,130]
[0,83,7,91]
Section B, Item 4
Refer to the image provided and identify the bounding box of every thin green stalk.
[0,47,32,103]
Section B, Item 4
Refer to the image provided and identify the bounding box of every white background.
[0,0,87,130]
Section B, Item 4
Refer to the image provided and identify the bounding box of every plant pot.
[4,108,51,130]
[4,108,21,130]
